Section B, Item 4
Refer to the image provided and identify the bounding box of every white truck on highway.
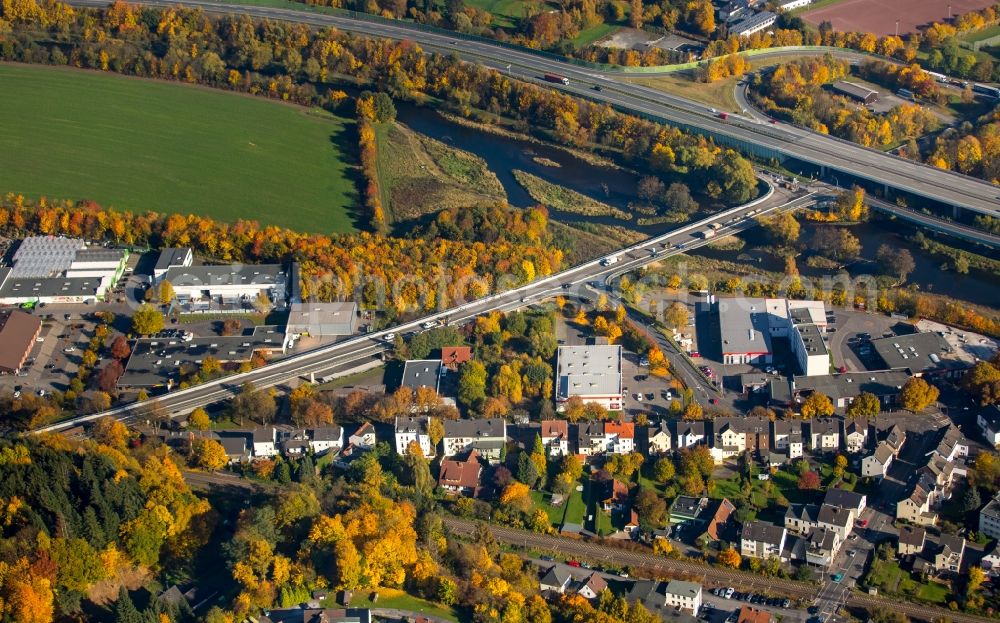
[600,255,620,266]
[697,229,717,239]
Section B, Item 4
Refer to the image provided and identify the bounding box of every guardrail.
[35,181,780,434]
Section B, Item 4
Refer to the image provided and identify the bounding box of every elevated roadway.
[65,0,1000,222]
[38,183,817,433]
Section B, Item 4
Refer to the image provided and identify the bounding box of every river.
[397,105,999,307]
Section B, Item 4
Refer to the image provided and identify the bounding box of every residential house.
[981,543,1000,577]
[438,449,483,496]
[602,479,630,512]
[279,430,312,457]
[348,422,376,449]
[576,421,607,457]
[896,473,939,526]
[309,426,344,454]
[897,526,927,556]
[740,521,787,560]
[843,419,870,454]
[252,428,278,458]
[979,406,1000,447]
[216,433,251,463]
[808,418,840,452]
[675,420,707,449]
[440,345,472,371]
[784,504,819,536]
[712,418,746,463]
[771,420,804,461]
[645,421,673,455]
[737,605,775,623]
[805,527,842,568]
[442,418,507,463]
[577,572,608,600]
[625,510,641,537]
[539,566,573,594]
[929,424,968,463]
[885,424,906,454]
[979,493,1000,540]
[664,580,703,615]
[933,534,966,575]
[824,488,866,518]
[394,416,434,457]
[605,421,635,454]
[260,607,372,623]
[670,496,708,526]
[817,504,853,541]
[697,498,737,546]
[862,443,894,480]
[540,420,570,456]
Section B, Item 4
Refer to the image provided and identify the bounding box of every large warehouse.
[0,236,128,304]
[160,263,292,310]
[555,344,623,412]
[717,297,829,375]
[0,309,42,374]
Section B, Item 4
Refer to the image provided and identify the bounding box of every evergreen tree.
[114,586,142,623]
[276,461,292,484]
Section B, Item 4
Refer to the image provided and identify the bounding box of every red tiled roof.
[706,498,736,540]
[738,606,774,623]
[604,421,634,439]
[441,346,472,368]
[541,420,569,438]
[439,449,482,490]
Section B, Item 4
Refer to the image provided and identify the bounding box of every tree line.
[0,0,760,206]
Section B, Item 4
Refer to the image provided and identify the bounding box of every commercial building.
[401,360,443,394]
[717,297,827,371]
[285,301,358,337]
[152,247,193,284]
[729,11,777,36]
[830,81,879,105]
[118,326,285,388]
[777,0,811,9]
[555,345,623,411]
[0,309,42,373]
[870,332,967,378]
[769,369,912,412]
[160,263,291,310]
[0,236,128,304]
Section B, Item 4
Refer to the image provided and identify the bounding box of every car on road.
[540,555,554,561]
[382,333,396,342]
[832,573,843,582]
[567,560,580,567]
[709,398,719,404]
[421,320,439,330]
[639,357,650,366]
[634,393,643,401]
[724,588,735,599]
[782,599,791,608]
[689,351,700,357]
[561,283,572,289]
[63,347,76,353]
[856,519,868,528]
[618,570,629,578]
[847,550,857,557]
[13,391,20,398]
[646,393,654,400]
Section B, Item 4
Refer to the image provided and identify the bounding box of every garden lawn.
[463,0,541,29]
[0,64,358,233]
[531,490,567,525]
[350,588,459,621]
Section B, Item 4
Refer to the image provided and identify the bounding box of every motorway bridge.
[39,183,819,433]
[65,0,1000,223]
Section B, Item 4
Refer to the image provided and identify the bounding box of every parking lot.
[0,312,98,396]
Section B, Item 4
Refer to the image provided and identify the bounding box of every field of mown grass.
[0,64,359,233]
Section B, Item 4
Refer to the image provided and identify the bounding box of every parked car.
[832,573,843,582]
[567,560,581,567]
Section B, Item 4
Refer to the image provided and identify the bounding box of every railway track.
[443,517,996,623]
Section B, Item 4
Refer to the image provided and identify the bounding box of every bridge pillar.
[953,204,961,219]
[820,165,827,178]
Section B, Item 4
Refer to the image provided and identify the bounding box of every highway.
[38,183,816,433]
[64,0,1000,220]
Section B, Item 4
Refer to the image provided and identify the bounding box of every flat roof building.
[831,81,879,105]
[162,263,290,309]
[718,298,773,365]
[0,236,128,304]
[153,247,193,283]
[401,359,443,394]
[0,309,42,373]
[555,345,623,412]
[770,369,912,411]
[870,332,962,375]
[285,301,358,337]
[730,11,777,36]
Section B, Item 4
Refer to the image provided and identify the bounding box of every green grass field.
[962,23,1000,43]
[0,64,359,233]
